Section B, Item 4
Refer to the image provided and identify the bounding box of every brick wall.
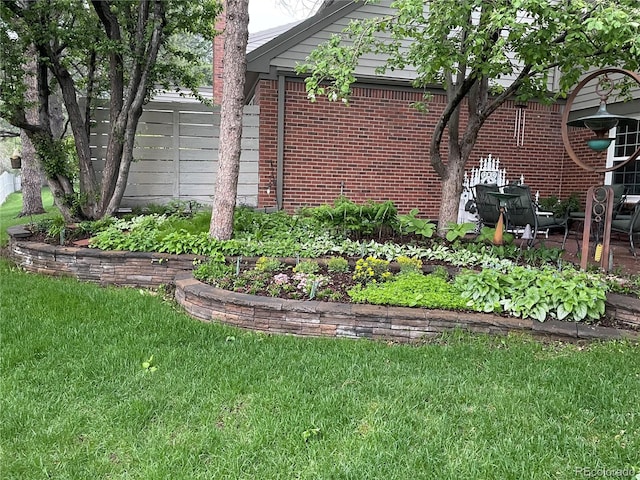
[256,78,604,215]
[212,6,226,104]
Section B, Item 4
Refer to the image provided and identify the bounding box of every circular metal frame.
[561,68,640,173]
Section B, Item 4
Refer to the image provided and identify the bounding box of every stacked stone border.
[7,231,640,343]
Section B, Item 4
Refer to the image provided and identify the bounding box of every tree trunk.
[209,0,249,240]
[437,152,466,234]
[19,49,45,217]
[18,131,45,216]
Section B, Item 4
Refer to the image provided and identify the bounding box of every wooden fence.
[90,101,259,207]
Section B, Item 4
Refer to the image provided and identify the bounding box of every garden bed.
[7,231,640,341]
[175,272,640,343]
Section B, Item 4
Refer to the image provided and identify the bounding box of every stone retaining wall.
[9,238,203,288]
[174,273,639,343]
[7,235,640,343]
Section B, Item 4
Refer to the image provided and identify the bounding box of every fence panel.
[89,102,260,207]
[0,171,21,206]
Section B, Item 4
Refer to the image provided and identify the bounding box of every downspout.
[276,74,285,210]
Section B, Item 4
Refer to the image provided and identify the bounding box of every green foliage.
[352,257,392,284]
[348,272,467,309]
[396,255,423,274]
[193,255,232,285]
[301,197,397,238]
[475,226,515,245]
[298,0,639,105]
[31,135,78,181]
[326,256,350,273]
[455,266,608,322]
[256,257,285,273]
[538,193,581,217]
[396,209,436,238]
[293,260,320,274]
[444,222,476,242]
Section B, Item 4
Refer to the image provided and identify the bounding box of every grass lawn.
[0,188,57,246]
[1,260,638,479]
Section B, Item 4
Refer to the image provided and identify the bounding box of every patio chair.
[610,200,640,257]
[503,184,569,247]
[473,183,501,229]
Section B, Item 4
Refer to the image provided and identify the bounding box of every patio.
[535,231,639,276]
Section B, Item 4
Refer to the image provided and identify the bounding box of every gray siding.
[570,71,640,113]
[271,0,547,89]
[90,102,259,207]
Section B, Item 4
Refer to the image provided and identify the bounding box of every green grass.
[0,188,57,246]
[1,259,638,479]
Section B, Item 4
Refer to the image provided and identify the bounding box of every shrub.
[293,260,320,274]
[255,257,284,272]
[326,256,350,273]
[396,255,423,274]
[352,256,391,284]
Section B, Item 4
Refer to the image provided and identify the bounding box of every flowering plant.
[352,257,391,284]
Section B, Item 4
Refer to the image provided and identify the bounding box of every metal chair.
[503,184,569,247]
[610,200,640,257]
[473,184,501,229]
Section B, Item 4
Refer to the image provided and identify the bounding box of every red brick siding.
[212,11,226,104]
[256,78,607,216]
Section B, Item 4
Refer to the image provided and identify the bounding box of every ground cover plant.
[1,259,638,479]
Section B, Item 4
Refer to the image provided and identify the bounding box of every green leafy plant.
[444,222,476,242]
[142,355,158,373]
[475,226,514,245]
[352,256,392,284]
[538,193,580,217]
[396,255,423,274]
[326,256,350,273]
[293,260,320,274]
[396,209,436,238]
[193,254,232,285]
[302,196,397,239]
[255,257,284,272]
[455,266,608,322]
[348,271,467,309]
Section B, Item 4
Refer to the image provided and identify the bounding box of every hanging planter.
[10,151,21,169]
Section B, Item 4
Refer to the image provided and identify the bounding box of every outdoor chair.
[610,200,640,257]
[473,183,501,229]
[503,184,569,248]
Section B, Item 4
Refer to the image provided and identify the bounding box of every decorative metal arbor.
[560,68,640,271]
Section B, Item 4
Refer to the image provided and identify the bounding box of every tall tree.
[18,46,45,216]
[209,0,249,240]
[0,0,221,221]
[297,0,640,235]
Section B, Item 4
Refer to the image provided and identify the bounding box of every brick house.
[215,0,640,218]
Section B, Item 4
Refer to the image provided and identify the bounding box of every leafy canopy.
[298,0,640,104]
